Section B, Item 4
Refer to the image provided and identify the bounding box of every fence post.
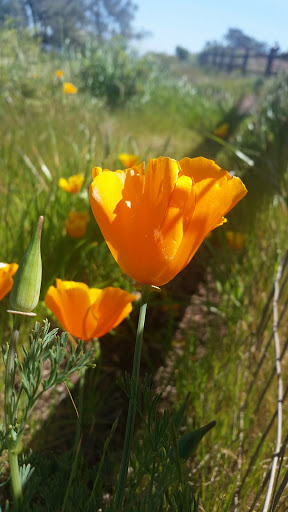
[241,48,250,75]
[199,51,208,66]
[265,45,279,76]
[227,47,235,73]
[218,48,226,70]
[212,47,219,67]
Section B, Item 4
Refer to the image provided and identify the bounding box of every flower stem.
[114,285,150,510]
[73,367,86,454]
[4,315,23,507]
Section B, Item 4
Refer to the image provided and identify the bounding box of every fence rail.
[198,46,288,76]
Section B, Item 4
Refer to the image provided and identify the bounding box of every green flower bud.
[10,216,43,313]
[177,420,216,460]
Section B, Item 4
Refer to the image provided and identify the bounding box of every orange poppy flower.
[226,230,247,250]
[0,262,19,301]
[44,279,137,341]
[118,153,140,168]
[58,173,84,193]
[89,156,247,286]
[65,211,90,238]
[63,82,78,94]
[55,69,64,79]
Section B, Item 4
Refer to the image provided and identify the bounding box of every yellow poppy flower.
[63,82,78,95]
[118,153,140,168]
[58,173,84,194]
[226,230,247,249]
[89,156,247,286]
[213,123,229,139]
[55,69,64,79]
[44,279,137,341]
[65,211,90,239]
[0,262,19,301]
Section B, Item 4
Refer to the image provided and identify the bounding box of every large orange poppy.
[89,156,247,286]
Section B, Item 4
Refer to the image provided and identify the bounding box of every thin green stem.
[73,367,86,454]
[114,285,150,511]
[61,437,82,512]
[89,418,118,508]
[4,314,23,507]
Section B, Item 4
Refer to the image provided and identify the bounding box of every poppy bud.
[10,216,43,313]
[177,420,216,460]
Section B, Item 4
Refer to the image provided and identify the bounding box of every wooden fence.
[198,46,288,76]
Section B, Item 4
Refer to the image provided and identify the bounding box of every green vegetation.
[0,0,138,47]
[0,24,288,511]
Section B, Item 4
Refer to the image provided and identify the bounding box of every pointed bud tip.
[39,215,44,228]
[38,216,44,239]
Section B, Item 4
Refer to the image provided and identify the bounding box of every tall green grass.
[172,200,288,510]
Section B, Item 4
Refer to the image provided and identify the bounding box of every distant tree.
[203,40,224,51]
[23,0,87,47]
[0,0,28,28]
[224,28,269,53]
[83,0,138,41]
[175,45,189,61]
[203,29,272,54]
[0,0,139,48]
[0,0,11,22]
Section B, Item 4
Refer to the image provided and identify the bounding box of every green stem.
[73,367,86,454]
[114,285,150,510]
[4,315,23,507]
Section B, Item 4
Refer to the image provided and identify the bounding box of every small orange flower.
[63,82,78,94]
[89,156,247,286]
[55,69,64,79]
[65,211,90,239]
[0,262,19,301]
[58,173,84,194]
[44,279,137,340]
[226,230,247,250]
[119,153,140,168]
[213,123,229,139]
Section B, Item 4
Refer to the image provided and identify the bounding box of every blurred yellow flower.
[65,211,90,239]
[213,123,229,139]
[0,262,19,301]
[90,156,247,286]
[58,173,84,194]
[226,230,247,249]
[55,69,64,79]
[119,153,140,168]
[63,82,78,94]
[44,279,137,340]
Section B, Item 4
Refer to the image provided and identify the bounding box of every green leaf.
[19,463,34,488]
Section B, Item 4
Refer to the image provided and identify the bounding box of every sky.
[132,0,288,55]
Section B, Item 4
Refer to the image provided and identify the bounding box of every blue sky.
[132,0,288,55]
